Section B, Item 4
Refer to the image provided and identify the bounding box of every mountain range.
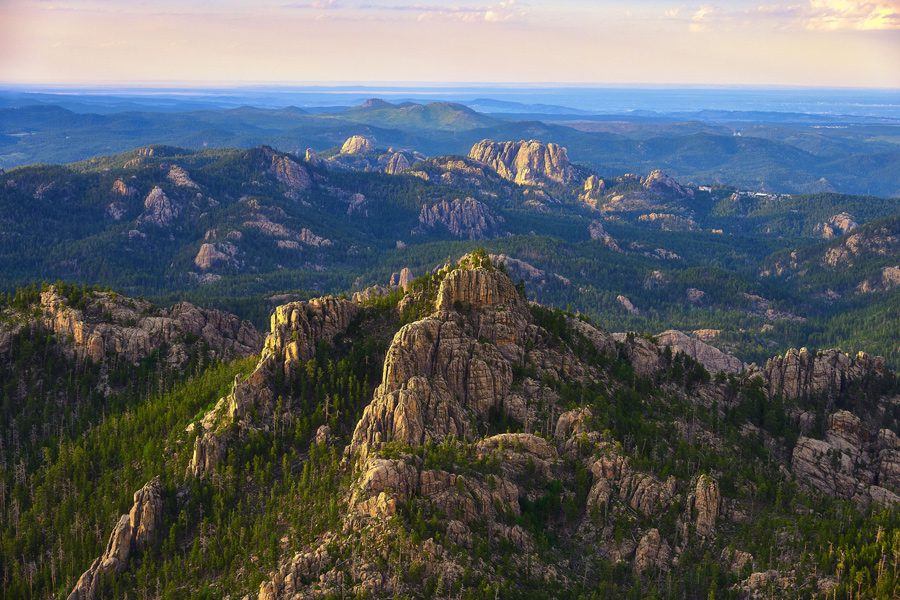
[0,97,898,599]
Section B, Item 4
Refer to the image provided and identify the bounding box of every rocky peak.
[340,135,375,155]
[263,297,360,375]
[348,252,613,462]
[303,148,322,165]
[435,253,526,313]
[468,139,576,186]
[68,478,162,600]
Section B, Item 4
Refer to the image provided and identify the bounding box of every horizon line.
[2,81,900,93]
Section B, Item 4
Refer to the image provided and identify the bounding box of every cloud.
[806,0,900,30]
[689,4,714,32]
[671,1,898,32]
[283,1,525,23]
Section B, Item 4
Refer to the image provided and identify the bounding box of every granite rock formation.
[67,478,163,600]
[468,139,575,186]
[418,197,505,240]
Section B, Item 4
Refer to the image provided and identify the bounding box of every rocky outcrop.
[693,328,721,341]
[763,348,885,400]
[418,197,505,240]
[588,220,622,252]
[814,212,857,239]
[298,227,332,247]
[637,212,699,232]
[194,242,238,270]
[692,474,720,536]
[823,222,898,267]
[384,152,412,175]
[616,295,639,315]
[634,529,671,574]
[255,148,311,199]
[138,186,178,227]
[640,170,693,199]
[580,175,607,208]
[857,265,900,293]
[686,288,706,303]
[468,139,575,186]
[612,333,663,377]
[189,296,358,478]
[166,165,199,189]
[791,410,899,506]
[585,445,677,517]
[106,201,127,221]
[263,297,359,375]
[349,254,611,462]
[110,178,135,197]
[38,286,260,367]
[67,478,163,600]
[304,148,321,165]
[340,135,375,155]
[655,330,745,374]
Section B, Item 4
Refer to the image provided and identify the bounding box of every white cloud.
[806,0,900,30]
[689,4,714,32]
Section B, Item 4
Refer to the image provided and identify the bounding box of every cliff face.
[762,347,885,400]
[417,197,505,240]
[468,139,576,186]
[792,411,900,506]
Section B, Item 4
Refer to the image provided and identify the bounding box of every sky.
[0,0,898,88]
